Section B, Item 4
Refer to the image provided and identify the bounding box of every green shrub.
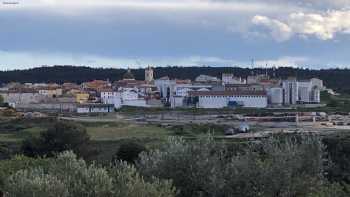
[113,141,146,164]
[1,151,177,197]
[5,168,68,197]
[138,135,340,197]
[21,121,91,158]
[0,155,51,191]
[110,162,177,197]
[48,151,114,197]
[138,136,225,197]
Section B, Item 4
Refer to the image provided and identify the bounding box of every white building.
[282,79,298,105]
[0,91,47,108]
[100,89,148,109]
[154,77,177,100]
[77,104,114,113]
[189,90,268,108]
[174,84,211,97]
[281,78,322,105]
[171,96,187,108]
[38,88,63,97]
[101,91,122,109]
[170,84,211,108]
[298,81,312,103]
[267,87,283,105]
[311,78,324,90]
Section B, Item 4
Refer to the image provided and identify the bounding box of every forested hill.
[0,65,350,93]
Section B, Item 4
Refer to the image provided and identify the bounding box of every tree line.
[1,65,350,93]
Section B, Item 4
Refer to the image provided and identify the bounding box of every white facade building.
[38,88,63,97]
[311,87,321,103]
[281,78,322,105]
[154,77,177,100]
[174,84,211,97]
[170,84,211,108]
[282,79,298,105]
[298,81,312,103]
[77,104,114,113]
[311,78,324,90]
[267,87,283,105]
[171,96,186,108]
[101,91,119,102]
[100,90,147,109]
[189,91,268,109]
[101,91,122,109]
[0,92,47,108]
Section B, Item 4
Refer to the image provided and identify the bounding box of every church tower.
[145,65,154,82]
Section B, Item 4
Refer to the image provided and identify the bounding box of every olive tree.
[21,121,91,157]
[138,135,344,197]
[2,151,177,197]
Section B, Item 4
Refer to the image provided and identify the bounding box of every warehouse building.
[189,90,268,108]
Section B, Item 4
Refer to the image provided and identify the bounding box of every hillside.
[0,66,350,93]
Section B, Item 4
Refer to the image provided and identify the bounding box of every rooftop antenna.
[251,58,255,75]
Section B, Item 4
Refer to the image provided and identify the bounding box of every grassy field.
[0,119,173,142]
[83,122,172,141]
[0,118,176,162]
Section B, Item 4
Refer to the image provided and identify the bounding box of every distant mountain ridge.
[0,65,349,93]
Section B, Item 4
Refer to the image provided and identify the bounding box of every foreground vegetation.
[0,151,176,197]
[1,120,350,196]
[1,132,350,196]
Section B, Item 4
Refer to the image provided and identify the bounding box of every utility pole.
[251,59,255,75]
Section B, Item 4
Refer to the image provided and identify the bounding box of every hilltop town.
[0,66,326,114]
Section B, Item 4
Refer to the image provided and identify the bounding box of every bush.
[0,144,12,160]
[113,141,146,164]
[21,121,90,157]
[49,151,114,197]
[323,134,350,184]
[5,168,68,197]
[138,136,225,197]
[138,135,342,197]
[0,155,51,191]
[109,162,177,197]
[1,151,177,197]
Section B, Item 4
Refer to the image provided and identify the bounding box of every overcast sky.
[1,0,350,70]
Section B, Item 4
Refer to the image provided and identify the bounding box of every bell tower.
[145,65,154,82]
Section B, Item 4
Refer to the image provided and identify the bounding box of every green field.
[0,119,172,142]
[0,117,235,162]
[0,118,177,162]
[85,122,172,141]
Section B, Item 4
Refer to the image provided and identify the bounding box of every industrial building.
[282,78,322,105]
[188,90,268,108]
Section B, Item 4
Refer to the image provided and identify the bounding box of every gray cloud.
[253,10,350,41]
[1,0,350,68]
